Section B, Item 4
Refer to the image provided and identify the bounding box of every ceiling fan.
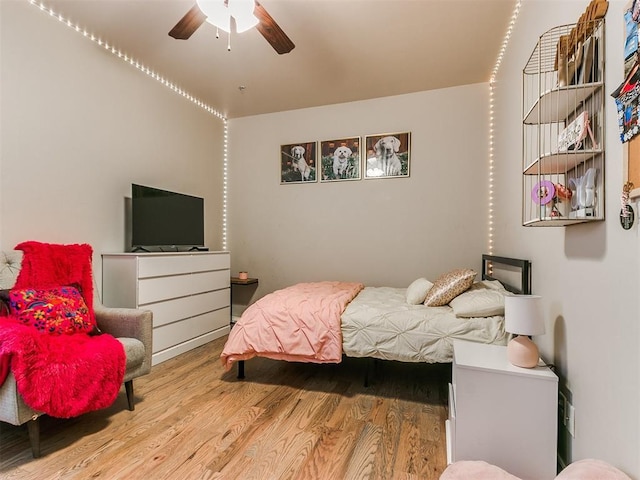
[169,0,295,55]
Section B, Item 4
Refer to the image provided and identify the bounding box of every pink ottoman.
[440,459,632,480]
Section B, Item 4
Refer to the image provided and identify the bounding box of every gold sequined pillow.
[423,268,477,307]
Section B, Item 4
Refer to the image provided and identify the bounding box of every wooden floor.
[0,336,451,479]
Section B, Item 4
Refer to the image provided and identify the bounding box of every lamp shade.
[504,295,545,336]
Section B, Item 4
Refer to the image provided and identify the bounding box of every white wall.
[228,83,490,309]
[494,0,639,477]
[0,1,225,282]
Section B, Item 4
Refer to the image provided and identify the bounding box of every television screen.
[131,184,205,250]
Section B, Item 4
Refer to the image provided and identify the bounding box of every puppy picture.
[280,141,317,183]
[320,137,361,182]
[364,132,411,179]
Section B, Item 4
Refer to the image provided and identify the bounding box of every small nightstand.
[447,339,558,480]
[230,276,258,325]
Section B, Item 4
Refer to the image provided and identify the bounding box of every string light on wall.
[487,0,522,255]
[29,0,230,251]
[222,120,229,250]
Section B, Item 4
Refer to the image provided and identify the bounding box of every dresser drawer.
[153,308,230,352]
[138,270,230,305]
[146,290,230,327]
[138,253,229,278]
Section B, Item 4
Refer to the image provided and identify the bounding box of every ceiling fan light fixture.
[169,0,294,54]
[233,13,259,33]
[197,0,231,33]
[228,0,259,33]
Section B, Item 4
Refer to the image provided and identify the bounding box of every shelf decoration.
[612,64,640,143]
[532,180,555,206]
[568,167,597,219]
[620,181,635,230]
[558,111,597,151]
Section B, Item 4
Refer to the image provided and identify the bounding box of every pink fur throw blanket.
[0,321,125,418]
[0,241,125,418]
[221,281,364,370]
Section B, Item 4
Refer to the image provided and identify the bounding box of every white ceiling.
[43,0,517,119]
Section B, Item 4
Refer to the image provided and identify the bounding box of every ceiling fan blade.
[169,4,207,40]
[254,1,295,55]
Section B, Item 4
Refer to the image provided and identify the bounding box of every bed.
[221,254,531,377]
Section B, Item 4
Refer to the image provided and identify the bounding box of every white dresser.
[447,339,558,480]
[102,251,230,365]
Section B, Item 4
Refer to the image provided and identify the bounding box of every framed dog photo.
[364,132,411,179]
[319,137,361,182]
[280,141,318,184]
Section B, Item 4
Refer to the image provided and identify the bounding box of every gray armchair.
[0,250,152,457]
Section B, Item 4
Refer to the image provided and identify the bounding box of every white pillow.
[449,281,510,318]
[481,279,509,292]
[406,277,434,305]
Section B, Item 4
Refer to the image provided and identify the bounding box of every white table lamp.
[504,295,545,368]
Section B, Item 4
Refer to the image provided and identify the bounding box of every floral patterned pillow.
[8,286,96,335]
[423,268,477,307]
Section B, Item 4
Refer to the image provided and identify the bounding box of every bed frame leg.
[363,358,376,387]
[237,360,245,379]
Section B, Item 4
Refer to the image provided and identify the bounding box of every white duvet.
[341,286,507,363]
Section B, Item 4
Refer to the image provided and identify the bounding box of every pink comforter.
[221,281,364,370]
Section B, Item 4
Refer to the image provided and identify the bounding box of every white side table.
[447,339,558,480]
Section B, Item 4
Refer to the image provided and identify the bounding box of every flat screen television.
[131,184,205,251]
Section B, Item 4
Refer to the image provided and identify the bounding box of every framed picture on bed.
[364,132,411,179]
[319,136,361,182]
[280,141,318,184]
